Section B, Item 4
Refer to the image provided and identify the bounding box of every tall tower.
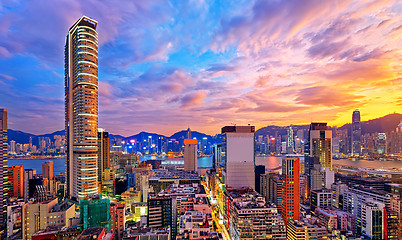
[351,110,362,156]
[8,165,24,198]
[0,109,8,231]
[42,161,54,181]
[221,125,255,189]
[308,123,332,170]
[281,157,300,224]
[65,16,99,199]
[184,138,197,172]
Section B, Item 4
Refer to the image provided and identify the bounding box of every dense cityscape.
[1,1,402,240]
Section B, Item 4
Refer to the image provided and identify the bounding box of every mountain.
[7,113,401,144]
[123,131,166,142]
[170,129,212,141]
[7,129,36,144]
[339,113,402,134]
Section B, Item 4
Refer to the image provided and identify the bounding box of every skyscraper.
[42,161,54,181]
[24,169,36,201]
[377,133,386,154]
[281,157,300,224]
[308,123,332,170]
[65,16,99,199]
[97,128,110,182]
[42,161,54,193]
[184,138,197,172]
[351,110,362,156]
[8,165,24,198]
[0,108,8,230]
[221,125,255,189]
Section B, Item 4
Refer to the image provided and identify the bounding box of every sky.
[0,0,401,136]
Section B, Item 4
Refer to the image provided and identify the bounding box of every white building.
[221,126,255,189]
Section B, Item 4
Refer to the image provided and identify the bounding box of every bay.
[8,157,65,175]
[8,155,401,176]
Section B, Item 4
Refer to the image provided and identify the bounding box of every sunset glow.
[0,0,401,135]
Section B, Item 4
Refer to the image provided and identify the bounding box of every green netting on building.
[80,194,111,230]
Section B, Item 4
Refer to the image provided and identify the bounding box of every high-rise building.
[8,165,24,198]
[147,197,173,232]
[254,165,265,194]
[65,16,99,199]
[361,201,386,239]
[110,202,125,240]
[281,157,300,224]
[377,133,386,154]
[221,125,255,189]
[308,123,332,170]
[97,128,110,182]
[351,110,362,156]
[287,126,294,153]
[0,108,8,231]
[42,161,54,194]
[184,138,197,172]
[24,169,36,201]
[10,140,16,154]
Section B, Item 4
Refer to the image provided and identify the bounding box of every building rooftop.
[75,227,113,240]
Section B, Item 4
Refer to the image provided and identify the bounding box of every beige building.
[184,139,197,172]
[22,198,75,240]
[286,220,327,240]
[65,16,99,199]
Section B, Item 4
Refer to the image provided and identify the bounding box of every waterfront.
[8,155,402,175]
[8,157,65,174]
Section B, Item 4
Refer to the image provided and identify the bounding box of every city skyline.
[0,1,401,136]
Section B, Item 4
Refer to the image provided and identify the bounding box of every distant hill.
[339,113,402,134]
[7,129,36,144]
[170,129,212,141]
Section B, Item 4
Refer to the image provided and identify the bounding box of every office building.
[351,110,362,156]
[24,169,36,201]
[281,157,300,223]
[308,123,332,170]
[260,172,282,210]
[287,126,294,153]
[8,165,24,198]
[10,140,16,154]
[310,189,332,215]
[377,133,386,154]
[65,16,99,199]
[0,108,8,231]
[42,161,54,181]
[184,139,197,172]
[254,165,265,194]
[147,197,173,233]
[361,201,386,240]
[22,198,75,240]
[42,161,54,192]
[80,194,111,230]
[221,125,255,189]
[98,128,110,182]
